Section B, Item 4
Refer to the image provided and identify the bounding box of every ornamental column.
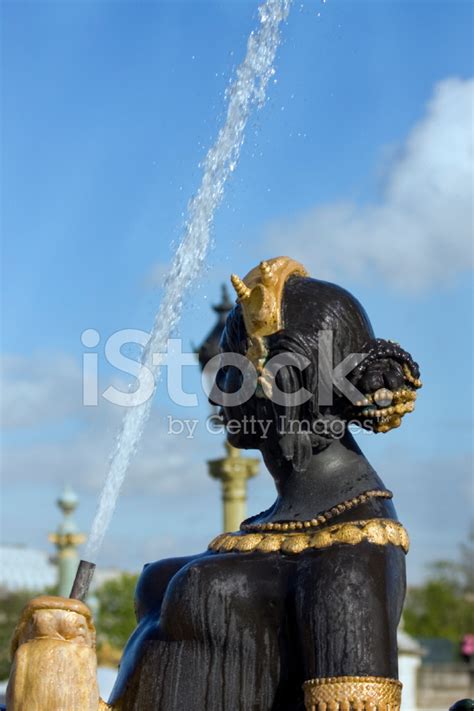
[49,486,85,597]
[208,442,259,533]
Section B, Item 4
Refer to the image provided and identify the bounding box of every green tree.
[0,590,33,680]
[95,573,139,652]
[404,579,473,643]
[403,529,474,646]
[459,525,474,592]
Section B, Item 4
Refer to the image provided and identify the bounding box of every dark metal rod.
[69,559,96,601]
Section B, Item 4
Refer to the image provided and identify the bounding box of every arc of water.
[85,0,293,560]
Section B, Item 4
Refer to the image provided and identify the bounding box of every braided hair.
[218,276,421,471]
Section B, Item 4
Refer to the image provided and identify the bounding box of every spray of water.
[85,0,293,560]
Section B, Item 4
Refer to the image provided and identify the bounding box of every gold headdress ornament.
[230,257,308,396]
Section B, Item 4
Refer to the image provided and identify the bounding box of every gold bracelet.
[303,675,402,711]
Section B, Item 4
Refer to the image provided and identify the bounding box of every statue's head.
[214,256,421,471]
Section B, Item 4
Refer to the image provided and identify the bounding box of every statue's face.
[212,360,263,450]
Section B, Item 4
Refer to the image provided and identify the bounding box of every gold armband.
[303,675,402,711]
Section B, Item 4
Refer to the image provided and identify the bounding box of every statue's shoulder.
[135,553,201,619]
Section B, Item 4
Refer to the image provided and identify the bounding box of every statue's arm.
[134,554,198,620]
[106,554,199,708]
[294,542,406,710]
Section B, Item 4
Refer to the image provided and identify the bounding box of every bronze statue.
[7,257,422,710]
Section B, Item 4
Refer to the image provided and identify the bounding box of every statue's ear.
[278,431,313,473]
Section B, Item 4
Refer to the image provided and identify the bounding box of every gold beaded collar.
[240,489,392,533]
[208,519,409,556]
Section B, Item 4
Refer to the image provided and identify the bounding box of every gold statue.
[7,596,103,710]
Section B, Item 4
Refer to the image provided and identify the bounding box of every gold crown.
[230,256,308,374]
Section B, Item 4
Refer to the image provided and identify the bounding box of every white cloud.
[264,77,474,291]
[0,351,225,568]
[0,353,83,428]
[376,446,473,585]
[143,261,169,289]
[2,412,210,497]
[0,352,212,497]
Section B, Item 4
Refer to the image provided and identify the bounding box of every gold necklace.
[208,518,409,555]
[240,489,392,532]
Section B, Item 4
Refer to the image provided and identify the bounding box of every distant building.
[0,487,125,598]
[0,542,124,597]
[0,544,56,595]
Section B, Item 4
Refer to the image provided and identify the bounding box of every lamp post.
[197,285,260,533]
[208,441,259,533]
[49,486,85,597]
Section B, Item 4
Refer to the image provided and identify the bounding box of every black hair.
[218,275,420,471]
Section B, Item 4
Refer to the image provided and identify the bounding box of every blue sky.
[1,0,473,585]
